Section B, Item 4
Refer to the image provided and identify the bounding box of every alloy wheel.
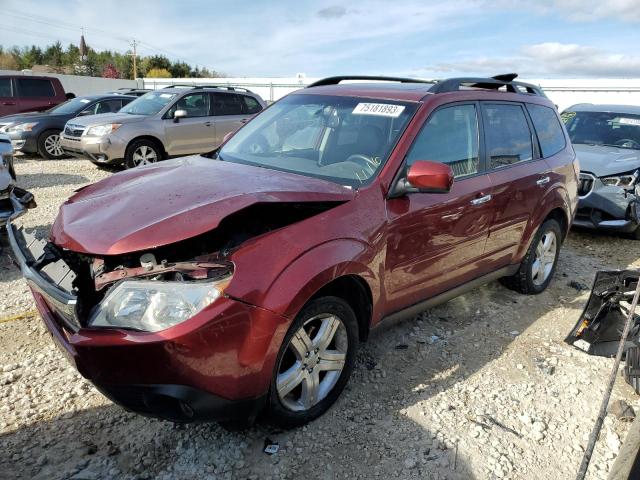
[532,230,557,286]
[44,134,63,157]
[132,145,158,166]
[276,314,348,412]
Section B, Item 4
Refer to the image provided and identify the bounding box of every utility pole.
[129,39,138,80]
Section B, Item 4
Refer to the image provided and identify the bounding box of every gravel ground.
[1,155,640,480]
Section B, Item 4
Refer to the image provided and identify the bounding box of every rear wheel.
[500,219,561,294]
[267,296,358,428]
[37,129,65,159]
[631,226,640,240]
[125,139,162,169]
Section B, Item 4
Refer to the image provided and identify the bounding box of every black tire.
[124,139,162,169]
[37,129,65,159]
[631,226,640,241]
[500,219,562,294]
[267,296,358,428]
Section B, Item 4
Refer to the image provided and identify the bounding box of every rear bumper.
[60,133,126,164]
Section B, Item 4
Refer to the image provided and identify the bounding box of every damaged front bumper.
[6,223,289,422]
[566,270,640,391]
[574,174,639,233]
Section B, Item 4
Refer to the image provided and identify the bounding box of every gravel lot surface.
[1,155,640,480]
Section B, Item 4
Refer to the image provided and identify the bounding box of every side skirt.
[373,264,520,333]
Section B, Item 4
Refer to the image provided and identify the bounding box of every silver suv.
[59,86,266,168]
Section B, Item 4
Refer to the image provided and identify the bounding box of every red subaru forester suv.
[9,75,578,427]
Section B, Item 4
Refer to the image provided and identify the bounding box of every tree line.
[0,41,222,79]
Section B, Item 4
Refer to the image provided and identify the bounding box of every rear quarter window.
[17,78,55,97]
[527,103,566,158]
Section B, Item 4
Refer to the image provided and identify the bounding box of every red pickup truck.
[0,75,72,117]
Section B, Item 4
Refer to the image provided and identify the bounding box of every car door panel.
[163,93,216,155]
[384,102,495,313]
[385,175,494,312]
[485,159,548,263]
[480,102,545,267]
[210,92,249,145]
[0,78,18,116]
[16,78,56,113]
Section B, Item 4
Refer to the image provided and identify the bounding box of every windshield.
[217,94,417,187]
[563,111,640,150]
[49,97,95,115]
[120,91,177,116]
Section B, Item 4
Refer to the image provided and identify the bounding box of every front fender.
[256,238,379,320]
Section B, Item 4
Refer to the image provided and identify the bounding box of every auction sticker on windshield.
[353,103,405,118]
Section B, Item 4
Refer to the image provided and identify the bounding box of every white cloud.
[413,42,640,78]
[496,0,640,22]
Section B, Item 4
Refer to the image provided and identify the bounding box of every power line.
[1,8,217,73]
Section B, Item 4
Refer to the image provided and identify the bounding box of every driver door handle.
[470,194,492,205]
[536,176,550,186]
[204,121,212,127]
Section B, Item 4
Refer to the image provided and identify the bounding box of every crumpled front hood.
[67,112,148,127]
[574,143,640,177]
[50,156,355,255]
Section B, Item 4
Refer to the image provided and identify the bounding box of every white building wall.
[143,76,640,111]
[0,70,139,96]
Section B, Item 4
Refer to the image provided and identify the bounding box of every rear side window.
[211,93,244,116]
[483,103,533,168]
[94,99,124,114]
[527,104,566,157]
[242,95,262,114]
[406,104,479,178]
[17,78,55,97]
[0,78,12,97]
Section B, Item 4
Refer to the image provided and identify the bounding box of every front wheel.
[500,219,561,294]
[267,296,358,428]
[37,130,65,159]
[125,139,162,169]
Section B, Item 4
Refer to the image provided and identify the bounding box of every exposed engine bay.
[13,201,343,329]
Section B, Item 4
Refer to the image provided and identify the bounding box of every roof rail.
[161,84,253,93]
[307,75,434,88]
[429,73,546,97]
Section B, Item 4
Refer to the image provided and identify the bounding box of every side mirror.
[173,109,187,123]
[78,109,93,116]
[392,160,454,197]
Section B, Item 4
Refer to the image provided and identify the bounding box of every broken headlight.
[88,278,229,332]
[601,170,639,189]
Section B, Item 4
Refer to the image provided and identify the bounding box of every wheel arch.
[125,135,167,160]
[516,185,572,261]
[249,239,379,342]
[308,274,373,342]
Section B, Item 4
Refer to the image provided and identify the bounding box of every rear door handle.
[240,118,248,124]
[1,101,16,105]
[536,176,550,186]
[204,121,212,127]
[470,194,492,205]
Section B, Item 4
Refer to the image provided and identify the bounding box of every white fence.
[143,76,640,111]
[0,70,139,96]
